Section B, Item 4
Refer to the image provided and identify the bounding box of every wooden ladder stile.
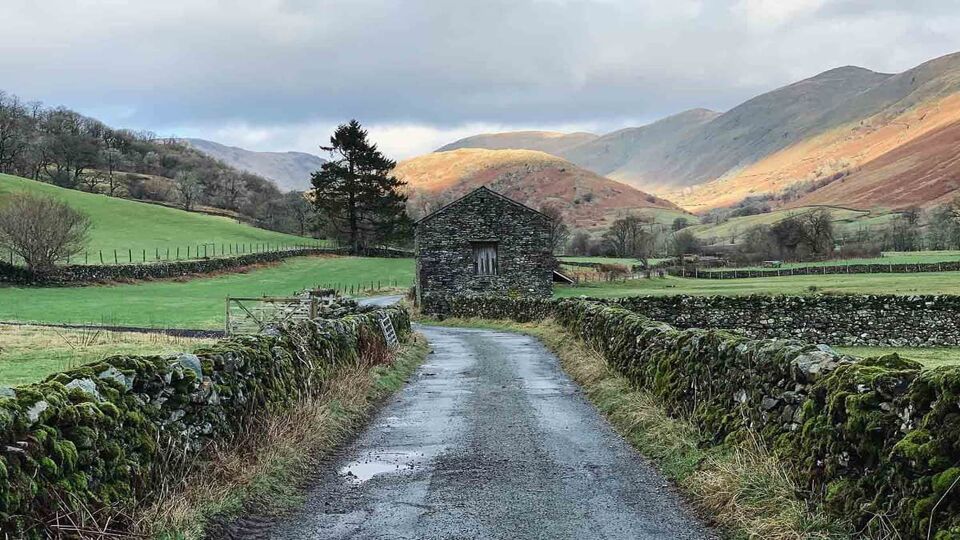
[379,312,399,349]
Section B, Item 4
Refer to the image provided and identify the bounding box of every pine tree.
[310,120,411,253]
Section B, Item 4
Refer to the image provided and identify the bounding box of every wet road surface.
[270,325,714,539]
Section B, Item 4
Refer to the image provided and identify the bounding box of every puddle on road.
[339,451,424,484]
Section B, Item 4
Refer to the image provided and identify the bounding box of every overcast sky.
[2,0,958,159]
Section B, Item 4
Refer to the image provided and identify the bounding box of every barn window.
[472,241,498,276]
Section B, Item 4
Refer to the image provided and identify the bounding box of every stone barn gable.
[415,187,554,304]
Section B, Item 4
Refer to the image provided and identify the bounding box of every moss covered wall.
[426,294,960,538]
[0,306,410,537]
[614,294,960,347]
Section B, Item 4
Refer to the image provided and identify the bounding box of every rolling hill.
[394,148,688,230]
[439,51,960,213]
[182,138,325,192]
[0,174,316,261]
[437,131,598,156]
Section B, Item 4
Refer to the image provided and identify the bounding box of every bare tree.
[797,208,834,256]
[0,194,91,272]
[284,191,314,236]
[99,147,126,196]
[174,171,203,211]
[602,214,657,268]
[568,231,591,255]
[539,203,570,254]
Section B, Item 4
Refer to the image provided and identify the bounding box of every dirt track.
[267,325,714,539]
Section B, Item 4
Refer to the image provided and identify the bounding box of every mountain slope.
[789,119,960,210]
[558,108,720,189]
[437,131,598,155]
[673,53,960,210]
[434,51,960,212]
[396,149,686,230]
[183,138,325,192]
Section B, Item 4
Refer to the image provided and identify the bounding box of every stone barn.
[415,186,554,306]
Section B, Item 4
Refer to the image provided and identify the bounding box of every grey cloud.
[1,0,958,139]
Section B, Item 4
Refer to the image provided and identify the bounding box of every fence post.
[114,250,118,264]
[99,250,103,264]
[128,249,132,263]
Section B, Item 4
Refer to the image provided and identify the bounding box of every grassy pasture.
[555,271,960,298]
[0,174,321,263]
[0,256,414,329]
[726,250,960,271]
[834,346,960,369]
[0,324,215,385]
[687,205,896,243]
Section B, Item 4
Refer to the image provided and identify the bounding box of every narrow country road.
[269,325,715,539]
[357,294,404,307]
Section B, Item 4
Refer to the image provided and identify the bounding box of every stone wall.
[614,294,960,346]
[0,247,412,286]
[415,187,553,303]
[668,260,960,278]
[0,306,410,537]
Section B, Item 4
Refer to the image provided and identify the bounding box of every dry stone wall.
[668,260,960,278]
[613,294,960,347]
[0,306,410,537]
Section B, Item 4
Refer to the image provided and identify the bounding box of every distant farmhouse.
[415,187,555,306]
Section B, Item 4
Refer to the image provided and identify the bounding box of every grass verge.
[419,316,851,539]
[135,333,430,538]
[0,324,215,386]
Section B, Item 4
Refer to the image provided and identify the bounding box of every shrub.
[0,194,91,273]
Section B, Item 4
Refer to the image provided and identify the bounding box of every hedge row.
[0,246,413,286]
[0,306,410,537]
[424,295,960,538]
[668,260,960,279]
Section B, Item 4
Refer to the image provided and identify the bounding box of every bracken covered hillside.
[394,148,686,230]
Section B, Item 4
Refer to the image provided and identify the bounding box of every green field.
[727,250,960,271]
[555,272,960,298]
[688,206,897,243]
[0,174,321,263]
[0,324,214,385]
[634,208,700,227]
[0,256,413,329]
[835,346,960,369]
